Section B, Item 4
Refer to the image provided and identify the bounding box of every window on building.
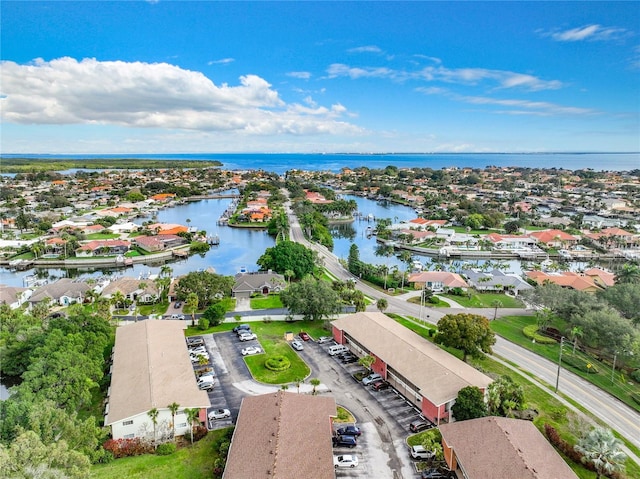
[177,422,187,428]
[123,433,135,439]
[122,420,133,426]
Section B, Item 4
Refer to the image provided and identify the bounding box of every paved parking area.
[187,329,432,478]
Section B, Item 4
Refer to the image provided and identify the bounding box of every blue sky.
[1,1,639,154]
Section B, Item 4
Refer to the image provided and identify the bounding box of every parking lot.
[186,328,439,478]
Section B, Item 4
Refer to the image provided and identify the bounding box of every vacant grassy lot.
[440,291,524,308]
[492,315,640,414]
[90,429,230,479]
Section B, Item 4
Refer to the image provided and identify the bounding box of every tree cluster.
[174,271,234,309]
[257,241,318,280]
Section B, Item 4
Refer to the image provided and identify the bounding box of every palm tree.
[569,326,583,354]
[375,243,394,290]
[294,378,304,394]
[147,407,159,448]
[184,408,200,445]
[167,402,180,440]
[310,378,321,395]
[491,300,503,320]
[111,290,125,311]
[160,265,173,278]
[284,269,294,285]
[357,354,376,373]
[574,427,626,478]
[398,250,413,291]
[615,263,640,284]
[186,292,199,327]
[376,298,388,313]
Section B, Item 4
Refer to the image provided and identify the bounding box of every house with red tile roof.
[147,223,189,235]
[525,271,603,293]
[133,234,186,252]
[407,271,469,292]
[486,232,537,250]
[528,229,578,248]
[76,240,131,257]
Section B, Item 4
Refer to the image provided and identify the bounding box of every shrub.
[198,317,209,330]
[522,325,557,344]
[156,442,176,456]
[102,438,153,459]
[265,355,291,371]
[632,393,640,406]
[630,369,640,383]
[192,425,208,442]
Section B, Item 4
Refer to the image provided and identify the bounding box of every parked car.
[241,346,262,356]
[174,301,182,308]
[341,355,359,364]
[333,454,358,468]
[317,336,332,344]
[238,332,257,341]
[291,340,304,351]
[233,324,251,333]
[197,376,215,391]
[371,380,390,391]
[410,445,435,460]
[208,408,231,421]
[186,337,204,347]
[336,426,361,437]
[409,419,435,433]
[170,314,185,320]
[362,373,382,385]
[299,331,310,341]
[332,435,357,448]
[190,353,210,363]
[421,468,454,478]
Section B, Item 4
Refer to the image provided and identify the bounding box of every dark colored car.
[233,324,251,334]
[337,426,361,437]
[299,331,310,341]
[186,337,204,347]
[409,419,435,433]
[371,380,390,391]
[421,468,454,479]
[332,435,357,448]
[341,355,359,364]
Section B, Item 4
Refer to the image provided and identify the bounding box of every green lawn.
[407,295,450,307]
[90,429,230,479]
[250,295,283,309]
[244,338,310,384]
[440,291,524,308]
[392,315,640,478]
[86,233,121,240]
[492,315,640,414]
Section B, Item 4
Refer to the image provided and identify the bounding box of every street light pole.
[555,337,564,393]
[611,351,618,384]
[419,283,424,321]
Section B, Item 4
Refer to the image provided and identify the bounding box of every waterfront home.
[105,321,210,441]
[133,234,186,253]
[28,278,91,308]
[528,229,579,249]
[331,312,492,424]
[223,391,336,479]
[0,285,32,309]
[439,416,578,479]
[462,269,533,295]
[583,227,638,250]
[407,271,468,292]
[75,239,131,258]
[146,223,189,235]
[485,233,538,251]
[232,271,286,299]
[102,277,160,304]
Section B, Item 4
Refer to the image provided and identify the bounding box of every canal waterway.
[0,194,601,288]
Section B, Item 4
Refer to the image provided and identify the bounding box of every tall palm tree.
[574,427,626,478]
[167,402,180,440]
[147,408,159,448]
[186,292,199,327]
[376,298,388,313]
[184,408,200,445]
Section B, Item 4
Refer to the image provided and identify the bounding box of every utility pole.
[611,351,618,384]
[555,337,564,393]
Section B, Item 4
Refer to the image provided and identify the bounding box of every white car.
[190,353,210,362]
[291,340,304,351]
[241,346,262,356]
[333,454,359,468]
[238,332,257,341]
[317,336,333,344]
[189,346,208,355]
[208,408,231,421]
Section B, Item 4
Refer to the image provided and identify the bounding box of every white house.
[105,321,210,440]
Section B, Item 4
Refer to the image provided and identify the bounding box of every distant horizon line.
[2,151,639,156]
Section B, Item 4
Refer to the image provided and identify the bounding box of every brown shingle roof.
[332,312,492,405]
[223,391,336,479]
[439,416,579,479]
[105,321,210,425]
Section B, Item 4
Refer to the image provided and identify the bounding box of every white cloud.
[347,45,383,54]
[328,61,562,91]
[208,58,235,65]
[0,57,363,136]
[544,24,631,42]
[287,71,312,79]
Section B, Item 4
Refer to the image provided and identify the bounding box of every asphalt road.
[286,204,640,457]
